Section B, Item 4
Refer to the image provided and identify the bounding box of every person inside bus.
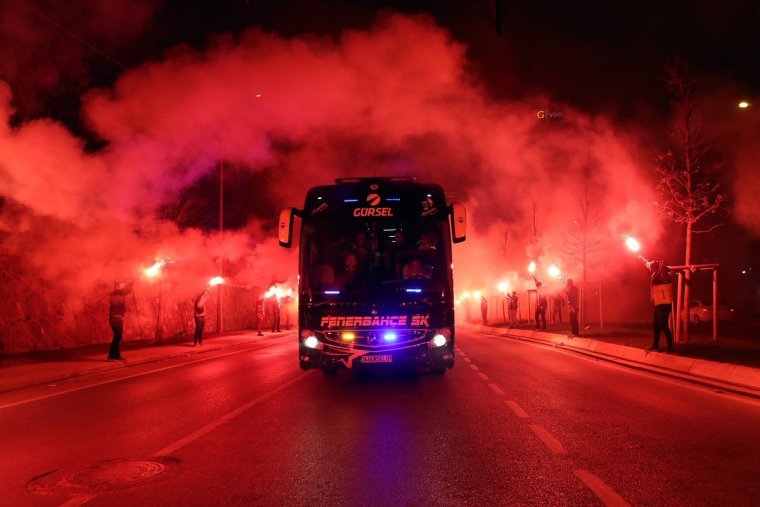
[404,257,431,280]
[387,230,415,279]
[336,252,363,290]
[417,232,438,251]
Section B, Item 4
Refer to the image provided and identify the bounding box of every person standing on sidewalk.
[647,260,675,352]
[534,282,548,330]
[108,280,134,361]
[480,295,488,325]
[271,296,281,332]
[193,288,209,346]
[255,295,265,336]
[551,293,564,324]
[507,291,519,328]
[566,279,580,337]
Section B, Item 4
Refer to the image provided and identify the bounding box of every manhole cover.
[68,461,165,487]
[28,457,177,496]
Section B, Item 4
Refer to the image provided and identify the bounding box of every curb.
[468,324,760,397]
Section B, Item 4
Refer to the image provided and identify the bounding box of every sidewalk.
[0,331,286,394]
[468,321,760,397]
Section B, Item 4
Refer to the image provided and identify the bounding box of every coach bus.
[278,177,466,374]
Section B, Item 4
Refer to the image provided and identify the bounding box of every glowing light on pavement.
[738,101,750,108]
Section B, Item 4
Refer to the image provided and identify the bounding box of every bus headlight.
[430,328,451,348]
[300,330,322,350]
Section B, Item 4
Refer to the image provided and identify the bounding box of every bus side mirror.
[278,208,301,248]
[450,202,466,243]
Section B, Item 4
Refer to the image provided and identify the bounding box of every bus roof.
[303,177,447,219]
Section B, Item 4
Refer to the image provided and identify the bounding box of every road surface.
[2,328,759,506]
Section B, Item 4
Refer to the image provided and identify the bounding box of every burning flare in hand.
[209,276,225,286]
[624,236,641,253]
[528,261,536,274]
[143,259,166,278]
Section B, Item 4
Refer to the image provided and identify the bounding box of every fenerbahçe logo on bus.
[353,193,394,217]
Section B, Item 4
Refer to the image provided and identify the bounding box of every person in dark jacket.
[194,288,210,346]
[271,296,281,333]
[534,281,548,330]
[255,295,265,336]
[647,260,675,352]
[108,281,134,360]
[566,279,580,337]
[480,295,488,325]
[507,291,519,328]
[551,293,564,324]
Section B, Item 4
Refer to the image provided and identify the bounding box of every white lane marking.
[59,494,97,507]
[468,363,480,371]
[152,370,315,457]
[0,338,288,411]
[574,469,631,507]
[477,372,490,381]
[488,383,505,396]
[528,424,567,455]
[505,400,529,418]
[463,357,472,363]
[60,369,315,507]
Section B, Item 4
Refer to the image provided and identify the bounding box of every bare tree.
[500,222,515,260]
[562,157,604,327]
[656,60,727,342]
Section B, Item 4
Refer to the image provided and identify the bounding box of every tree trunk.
[683,221,692,343]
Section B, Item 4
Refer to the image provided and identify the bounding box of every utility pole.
[217,158,224,334]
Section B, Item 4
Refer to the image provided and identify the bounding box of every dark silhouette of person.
[271,296,281,333]
[256,295,265,336]
[648,260,675,352]
[404,258,431,279]
[508,291,519,327]
[566,279,580,337]
[480,295,488,325]
[534,282,547,330]
[552,293,564,323]
[388,230,414,279]
[336,252,362,290]
[194,288,209,346]
[108,281,134,360]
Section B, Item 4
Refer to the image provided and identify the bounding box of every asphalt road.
[2,328,760,506]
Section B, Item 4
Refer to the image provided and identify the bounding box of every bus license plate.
[361,355,392,363]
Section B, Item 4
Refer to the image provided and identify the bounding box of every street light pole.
[217,158,224,334]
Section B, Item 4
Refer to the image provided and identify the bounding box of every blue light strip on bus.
[386,197,401,201]
[324,290,341,295]
[343,199,358,203]
[405,288,422,293]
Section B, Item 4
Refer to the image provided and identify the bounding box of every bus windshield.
[300,216,451,297]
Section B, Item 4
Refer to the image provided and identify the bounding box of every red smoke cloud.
[1,12,685,350]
